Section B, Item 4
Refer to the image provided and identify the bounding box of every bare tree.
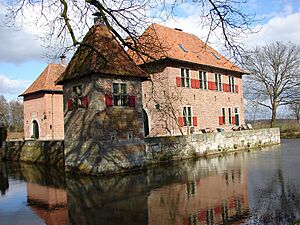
[288,102,300,124]
[243,42,300,127]
[8,99,23,132]
[0,95,9,127]
[3,0,256,60]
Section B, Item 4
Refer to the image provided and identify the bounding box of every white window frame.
[199,71,207,90]
[221,107,226,124]
[181,68,190,88]
[229,76,235,93]
[215,74,222,91]
[228,107,232,124]
[183,106,192,127]
[112,82,129,107]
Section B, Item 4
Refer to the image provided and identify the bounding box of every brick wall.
[23,92,64,140]
[142,61,245,136]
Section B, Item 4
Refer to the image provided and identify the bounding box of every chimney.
[59,55,66,66]
[93,12,105,25]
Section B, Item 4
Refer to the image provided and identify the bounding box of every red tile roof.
[20,64,65,96]
[130,23,247,74]
[56,24,148,84]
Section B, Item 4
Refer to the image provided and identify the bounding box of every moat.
[0,139,299,225]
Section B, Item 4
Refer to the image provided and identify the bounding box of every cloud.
[0,6,46,64]
[0,74,31,95]
[245,11,300,48]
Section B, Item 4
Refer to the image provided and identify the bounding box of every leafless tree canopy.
[243,42,300,127]
[3,0,256,59]
[0,95,23,131]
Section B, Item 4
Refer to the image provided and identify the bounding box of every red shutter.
[82,95,88,108]
[208,81,214,90]
[178,117,184,127]
[67,99,74,111]
[193,116,198,126]
[196,80,200,89]
[208,81,217,90]
[232,116,236,125]
[105,94,113,107]
[223,84,230,92]
[176,77,181,87]
[129,96,136,107]
[219,116,223,125]
[191,79,196,88]
[235,85,239,93]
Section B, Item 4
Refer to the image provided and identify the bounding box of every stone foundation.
[145,128,280,164]
[3,140,64,166]
[2,129,280,175]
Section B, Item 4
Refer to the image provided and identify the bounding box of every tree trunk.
[271,102,277,128]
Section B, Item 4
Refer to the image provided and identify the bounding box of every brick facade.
[142,61,245,136]
[23,92,64,140]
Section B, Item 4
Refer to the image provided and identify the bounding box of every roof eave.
[140,57,248,75]
[19,89,63,97]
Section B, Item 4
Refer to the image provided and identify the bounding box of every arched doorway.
[32,120,39,139]
[143,109,149,137]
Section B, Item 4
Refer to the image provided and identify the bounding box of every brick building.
[20,63,65,140]
[131,24,247,136]
[56,20,149,174]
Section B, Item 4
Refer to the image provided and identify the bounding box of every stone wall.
[2,129,280,175]
[2,140,64,166]
[145,128,280,163]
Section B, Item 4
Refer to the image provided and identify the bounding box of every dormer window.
[178,44,188,53]
[211,51,220,60]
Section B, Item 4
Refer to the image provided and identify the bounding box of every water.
[0,139,300,225]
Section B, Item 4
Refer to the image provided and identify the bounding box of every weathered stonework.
[145,128,281,164]
[3,140,64,166]
[2,128,280,175]
[63,75,146,175]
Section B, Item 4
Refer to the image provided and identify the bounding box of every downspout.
[51,92,54,139]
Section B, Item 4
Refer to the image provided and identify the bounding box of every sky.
[1,0,300,100]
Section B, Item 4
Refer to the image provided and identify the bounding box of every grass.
[250,119,300,139]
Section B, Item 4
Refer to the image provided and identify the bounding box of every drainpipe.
[51,92,54,140]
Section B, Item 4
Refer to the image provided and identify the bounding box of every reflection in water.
[66,154,250,225]
[27,183,68,225]
[1,140,300,224]
[0,163,9,195]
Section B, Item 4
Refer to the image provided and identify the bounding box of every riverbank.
[1,128,280,175]
[252,119,300,139]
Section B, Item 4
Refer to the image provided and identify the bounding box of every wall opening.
[143,109,149,137]
[32,120,39,139]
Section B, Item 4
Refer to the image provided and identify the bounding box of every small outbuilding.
[56,19,149,174]
[20,62,65,140]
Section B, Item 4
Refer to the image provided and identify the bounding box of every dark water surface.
[1,139,300,225]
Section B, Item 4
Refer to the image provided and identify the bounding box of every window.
[229,76,235,92]
[72,84,86,108]
[199,71,207,90]
[222,107,226,124]
[186,181,196,198]
[228,108,232,124]
[215,74,222,91]
[113,83,128,106]
[183,106,192,126]
[181,68,190,88]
